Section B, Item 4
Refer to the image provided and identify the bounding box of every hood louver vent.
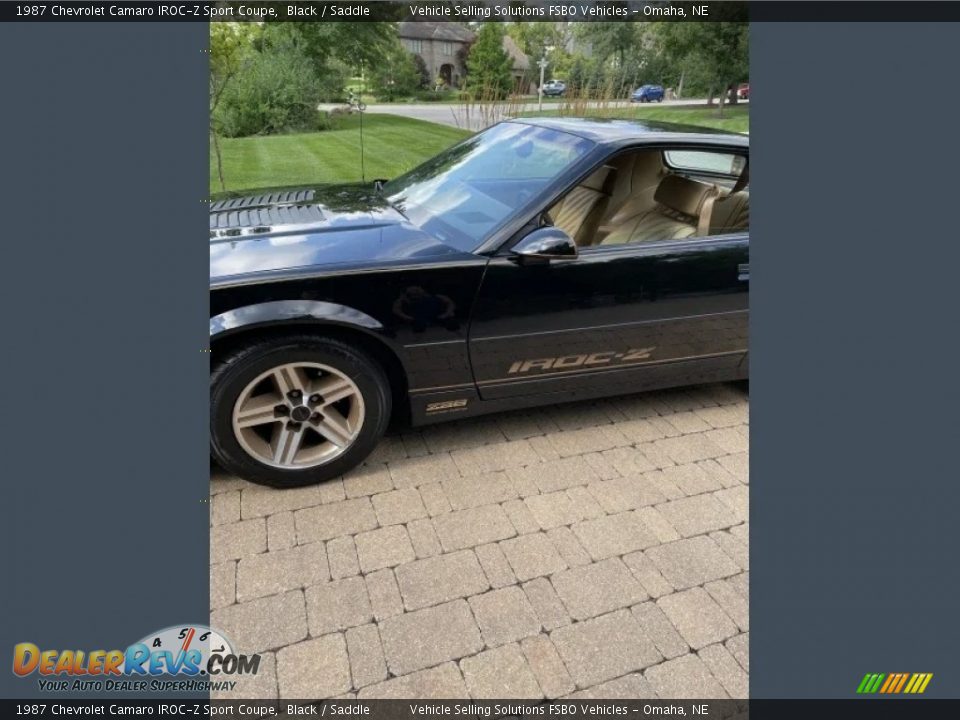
[209,191,324,239]
[211,189,315,212]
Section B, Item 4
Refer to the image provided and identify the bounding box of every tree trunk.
[677,70,684,99]
[717,82,728,117]
[707,84,715,106]
[728,80,739,106]
[211,128,226,193]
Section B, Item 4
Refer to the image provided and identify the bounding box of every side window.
[664,150,744,178]
[548,147,749,250]
[663,150,749,237]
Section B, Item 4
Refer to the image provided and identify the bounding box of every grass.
[210,114,469,193]
[211,105,748,192]
[523,103,750,134]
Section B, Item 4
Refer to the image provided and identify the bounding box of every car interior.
[546,148,750,248]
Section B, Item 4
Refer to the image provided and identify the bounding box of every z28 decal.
[425,398,469,413]
[507,347,657,375]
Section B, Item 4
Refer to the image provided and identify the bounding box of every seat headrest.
[654,174,714,218]
[709,190,750,234]
[580,165,616,193]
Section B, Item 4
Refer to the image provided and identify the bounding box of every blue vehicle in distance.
[631,84,665,103]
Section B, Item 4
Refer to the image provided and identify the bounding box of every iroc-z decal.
[507,347,657,375]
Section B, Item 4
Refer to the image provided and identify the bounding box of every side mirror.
[511,227,578,263]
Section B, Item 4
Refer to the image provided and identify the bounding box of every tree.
[565,53,604,97]
[466,23,513,98]
[657,21,748,116]
[569,23,676,99]
[369,44,423,101]
[574,23,641,69]
[273,22,398,74]
[506,21,572,79]
[209,22,259,191]
[412,54,430,90]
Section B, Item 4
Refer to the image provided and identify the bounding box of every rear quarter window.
[664,150,745,177]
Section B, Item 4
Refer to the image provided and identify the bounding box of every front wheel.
[210,335,391,488]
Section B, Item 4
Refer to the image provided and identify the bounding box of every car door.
[467,153,749,402]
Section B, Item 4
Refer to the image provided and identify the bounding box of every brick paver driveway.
[210,382,749,700]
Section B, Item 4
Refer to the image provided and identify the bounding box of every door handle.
[737,263,749,282]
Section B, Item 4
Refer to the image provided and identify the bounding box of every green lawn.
[524,103,750,134]
[210,115,469,193]
[211,105,747,193]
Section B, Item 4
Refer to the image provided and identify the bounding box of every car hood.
[209,183,473,286]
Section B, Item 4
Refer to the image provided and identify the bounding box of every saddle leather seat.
[703,190,750,235]
[552,165,618,246]
[602,174,718,245]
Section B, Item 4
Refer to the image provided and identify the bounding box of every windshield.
[383,123,594,251]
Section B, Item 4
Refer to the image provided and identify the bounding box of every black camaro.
[210,118,750,488]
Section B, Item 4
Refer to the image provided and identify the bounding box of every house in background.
[398,22,531,93]
[398,22,473,89]
[502,34,531,93]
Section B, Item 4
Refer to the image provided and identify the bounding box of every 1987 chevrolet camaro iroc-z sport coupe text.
[210,118,749,487]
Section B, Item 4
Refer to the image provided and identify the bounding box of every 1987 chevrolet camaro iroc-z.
[210,118,749,488]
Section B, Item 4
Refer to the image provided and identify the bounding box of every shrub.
[369,44,424,102]
[313,111,335,132]
[214,41,323,137]
[413,89,448,102]
[316,60,349,103]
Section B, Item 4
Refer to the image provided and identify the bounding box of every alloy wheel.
[231,362,365,469]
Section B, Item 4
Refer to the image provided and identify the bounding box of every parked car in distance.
[542,79,566,97]
[631,84,665,103]
[737,83,750,99]
[209,118,750,487]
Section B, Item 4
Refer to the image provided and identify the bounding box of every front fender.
[210,300,384,341]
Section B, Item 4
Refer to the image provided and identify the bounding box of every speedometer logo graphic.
[127,624,236,675]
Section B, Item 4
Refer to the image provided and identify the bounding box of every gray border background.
[0,22,209,698]
[751,22,960,697]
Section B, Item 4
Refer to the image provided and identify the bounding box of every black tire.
[211,335,391,488]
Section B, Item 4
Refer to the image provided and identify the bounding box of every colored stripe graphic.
[858,673,933,694]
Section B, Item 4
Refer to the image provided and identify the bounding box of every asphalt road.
[319,97,747,132]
